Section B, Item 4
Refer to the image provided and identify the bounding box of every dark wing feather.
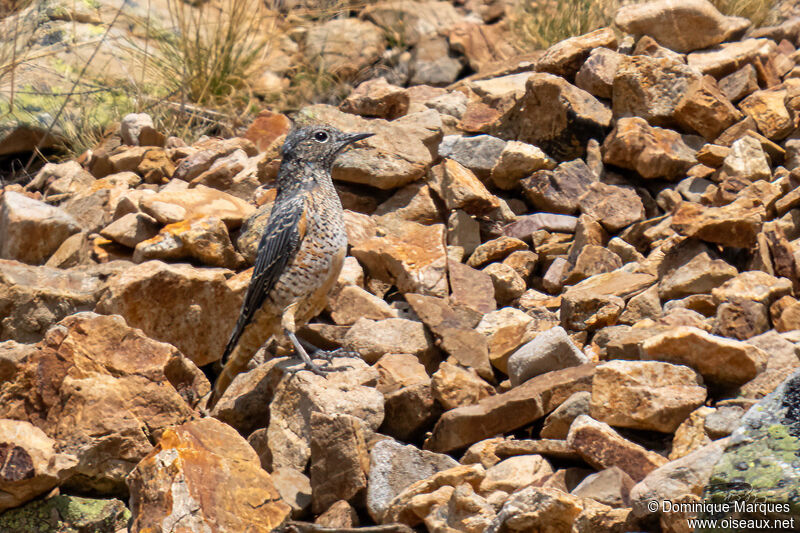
[220,194,306,364]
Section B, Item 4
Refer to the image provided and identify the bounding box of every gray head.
[280,125,373,168]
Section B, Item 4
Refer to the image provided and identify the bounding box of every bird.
[206,125,373,410]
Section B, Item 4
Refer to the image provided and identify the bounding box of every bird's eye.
[314,131,329,143]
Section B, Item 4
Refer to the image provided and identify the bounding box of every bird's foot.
[311,346,360,361]
[302,358,351,376]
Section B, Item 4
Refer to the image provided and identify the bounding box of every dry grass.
[711,0,777,27]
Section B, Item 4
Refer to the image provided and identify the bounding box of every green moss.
[0,495,130,533]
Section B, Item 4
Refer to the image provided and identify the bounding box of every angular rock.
[490,141,555,190]
[0,313,208,494]
[687,38,776,78]
[425,364,595,453]
[521,159,596,214]
[674,75,742,140]
[590,360,707,433]
[139,185,255,228]
[671,197,765,248]
[719,63,759,102]
[560,270,656,331]
[567,415,668,482]
[467,236,527,268]
[642,326,768,387]
[428,159,500,215]
[614,0,746,53]
[738,87,793,141]
[99,212,159,249]
[437,134,506,179]
[96,261,242,366]
[535,27,617,78]
[448,260,496,315]
[0,192,80,264]
[479,454,553,495]
[578,182,645,232]
[602,117,697,180]
[127,418,291,532]
[431,361,495,410]
[714,299,769,340]
[362,1,462,46]
[340,78,409,119]
[381,380,441,441]
[304,18,385,78]
[571,467,635,508]
[564,245,622,285]
[658,251,737,300]
[575,47,623,100]
[343,317,436,365]
[483,263,526,305]
[329,285,397,325]
[541,391,592,440]
[507,326,589,387]
[0,495,129,533]
[495,73,612,161]
[712,270,793,306]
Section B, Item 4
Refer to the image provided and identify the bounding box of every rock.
[351,223,448,297]
[642,326,768,387]
[133,216,243,269]
[127,418,291,532]
[381,380,441,441]
[479,454,553,494]
[738,87,793,141]
[590,360,707,433]
[535,27,617,78]
[714,299,769,340]
[474,307,541,374]
[467,236,527,268]
[139,185,255,228]
[771,295,800,332]
[702,370,800,525]
[431,361,495,410]
[560,270,655,331]
[507,326,589,387]
[712,270,793,306]
[437,134,506,179]
[541,391,591,440]
[310,413,369,514]
[315,500,359,528]
[99,212,159,249]
[340,78,409,119]
[408,35,464,87]
[0,192,80,264]
[448,260,497,315]
[495,73,612,161]
[575,47,623,100]
[343,317,436,365]
[489,486,593,533]
[658,251,737,300]
[428,159,500,215]
[209,361,279,435]
[367,439,459,522]
[0,313,207,494]
[0,260,111,343]
[674,75,742,140]
[425,364,595,453]
[504,214,577,242]
[243,110,291,153]
[362,1,462,46]
[564,245,622,285]
[671,197,765,248]
[304,19,385,78]
[521,159,596,215]
[446,210,481,256]
[446,21,518,73]
[271,467,312,519]
[295,105,441,189]
[423,483,496,533]
[687,38,776,78]
[612,55,701,127]
[96,261,242,367]
[374,353,429,394]
[172,137,257,182]
[267,359,383,471]
[0,495,129,533]
[571,467,634,508]
[329,285,397,325]
[629,438,727,521]
[720,135,772,181]
[0,419,78,512]
[614,0,746,53]
[490,141,555,190]
[483,263,526,305]
[602,117,697,180]
[567,415,668,482]
[719,63,759,102]
[578,182,645,232]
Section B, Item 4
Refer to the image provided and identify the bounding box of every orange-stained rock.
[139,185,255,229]
[127,418,291,533]
[671,197,765,248]
[244,110,292,153]
[0,313,208,494]
[133,216,243,269]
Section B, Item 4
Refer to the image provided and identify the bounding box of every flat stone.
[719,63,759,102]
[340,78,409,119]
[139,185,255,228]
[467,236,528,268]
[424,364,596,453]
[507,326,589,387]
[343,317,436,365]
[712,270,793,306]
[535,27,617,78]
[0,192,80,264]
[658,251,738,300]
[521,159,596,214]
[738,87,794,141]
[567,415,668,482]
[438,134,506,179]
[671,197,765,248]
[642,326,768,387]
[571,467,635,508]
[541,391,591,440]
[431,361,495,410]
[687,39,776,78]
[304,18,385,78]
[578,182,645,232]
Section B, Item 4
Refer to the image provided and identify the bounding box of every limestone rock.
[0,313,208,494]
[127,418,291,532]
[535,27,617,78]
[718,135,771,182]
[541,391,591,440]
[739,87,793,141]
[578,182,645,232]
[674,75,742,140]
[712,270,793,306]
[0,192,80,264]
[658,251,738,300]
[329,285,398,325]
[671,197,765,248]
[687,38,776,78]
[589,360,707,433]
[567,415,668,482]
[340,78,409,119]
[428,159,500,215]
[642,326,768,387]
[438,134,506,179]
[490,141,555,190]
[479,454,553,495]
[133,216,243,269]
[304,19,385,78]
[343,317,436,365]
[483,262,526,305]
[467,236,528,268]
[99,212,159,249]
[139,185,255,228]
[602,117,697,180]
[571,467,634,508]
[521,159,596,214]
[431,361,495,410]
[96,261,242,367]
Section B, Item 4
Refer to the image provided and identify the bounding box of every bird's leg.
[298,337,359,361]
[286,330,347,375]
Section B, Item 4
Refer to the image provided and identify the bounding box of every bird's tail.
[206,318,279,411]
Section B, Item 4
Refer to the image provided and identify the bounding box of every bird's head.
[280,125,373,167]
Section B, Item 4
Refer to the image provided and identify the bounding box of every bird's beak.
[342,132,374,145]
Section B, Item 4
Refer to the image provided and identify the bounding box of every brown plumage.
[206,126,373,409]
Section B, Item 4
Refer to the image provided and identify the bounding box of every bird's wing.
[220,193,307,364]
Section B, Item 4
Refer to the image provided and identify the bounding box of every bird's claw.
[312,347,360,361]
